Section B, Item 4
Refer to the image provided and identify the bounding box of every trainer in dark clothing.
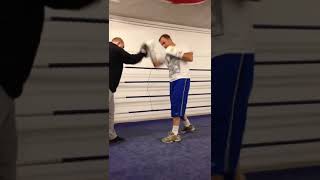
[109,42,146,93]
[0,0,99,99]
[0,1,99,180]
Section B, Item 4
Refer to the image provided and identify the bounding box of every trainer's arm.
[121,48,146,65]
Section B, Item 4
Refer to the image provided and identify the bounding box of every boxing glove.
[165,46,184,59]
[142,40,166,66]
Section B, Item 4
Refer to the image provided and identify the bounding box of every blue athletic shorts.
[211,53,254,177]
[170,78,190,118]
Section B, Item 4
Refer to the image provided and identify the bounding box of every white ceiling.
[109,0,211,29]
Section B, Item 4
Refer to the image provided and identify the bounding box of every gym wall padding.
[15,1,108,180]
[240,0,320,172]
[109,15,211,123]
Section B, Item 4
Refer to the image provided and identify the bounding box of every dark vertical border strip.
[17,155,108,166]
[63,155,109,163]
[254,24,320,30]
[255,60,320,65]
[50,17,108,24]
[243,138,320,148]
[249,100,320,107]
[53,109,108,115]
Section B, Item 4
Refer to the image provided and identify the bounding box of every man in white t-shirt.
[151,34,196,143]
[212,0,259,180]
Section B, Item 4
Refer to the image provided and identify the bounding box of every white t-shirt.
[212,0,254,56]
[164,45,191,82]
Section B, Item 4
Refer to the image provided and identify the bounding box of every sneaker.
[181,125,196,134]
[161,132,181,143]
[109,136,125,144]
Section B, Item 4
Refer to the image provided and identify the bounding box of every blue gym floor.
[109,115,211,180]
[109,114,320,180]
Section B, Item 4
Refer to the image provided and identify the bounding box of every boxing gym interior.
[5,0,320,180]
[109,0,320,179]
[109,0,211,179]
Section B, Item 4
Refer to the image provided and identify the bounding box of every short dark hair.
[159,34,171,42]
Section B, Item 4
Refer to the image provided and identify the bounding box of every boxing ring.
[111,0,320,180]
[109,15,211,180]
[109,15,211,123]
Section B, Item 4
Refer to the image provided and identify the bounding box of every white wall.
[109,15,211,123]
[240,0,320,172]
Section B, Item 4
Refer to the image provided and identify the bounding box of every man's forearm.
[166,46,193,62]
[123,52,145,64]
[181,52,193,62]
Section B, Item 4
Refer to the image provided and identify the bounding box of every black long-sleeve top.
[0,0,98,99]
[109,42,146,93]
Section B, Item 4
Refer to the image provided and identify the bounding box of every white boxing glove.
[152,52,166,67]
[165,45,184,59]
[140,40,155,56]
[143,40,165,66]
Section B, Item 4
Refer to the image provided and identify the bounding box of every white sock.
[172,125,179,135]
[182,116,191,127]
